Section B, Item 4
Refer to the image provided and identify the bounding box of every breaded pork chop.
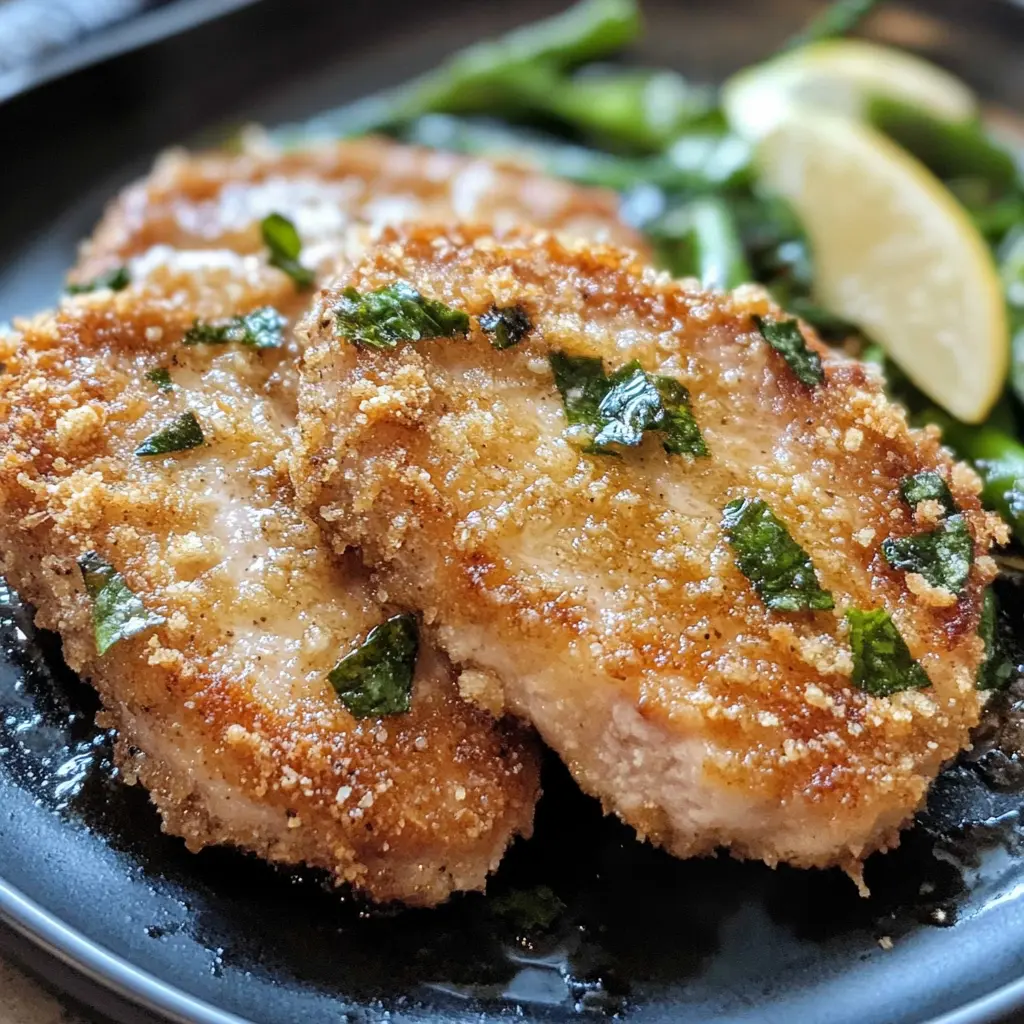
[0,137,644,902]
[293,225,1006,875]
[0,260,539,906]
[74,134,644,285]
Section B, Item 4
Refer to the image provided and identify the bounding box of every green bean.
[401,0,642,114]
[926,408,1024,544]
[665,133,753,191]
[860,342,886,368]
[1012,329,1024,410]
[1002,226,1024,308]
[398,115,653,189]
[275,0,641,144]
[646,198,749,287]
[1001,228,1024,408]
[732,195,811,285]
[785,0,883,51]
[652,235,698,279]
[399,115,750,194]
[970,195,1024,243]
[688,198,751,289]
[276,93,415,146]
[868,98,1019,195]
[501,63,715,151]
[945,176,1024,241]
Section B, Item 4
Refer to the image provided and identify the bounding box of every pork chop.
[1,139,641,904]
[292,224,1005,876]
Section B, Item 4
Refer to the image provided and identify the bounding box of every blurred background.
[0,0,1022,108]
[0,0,254,102]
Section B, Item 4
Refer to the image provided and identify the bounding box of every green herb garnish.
[847,607,931,697]
[77,551,164,655]
[594,363,707,456]
[145,368,174,392]
[549,353,707,457]
[721,497,834,612]
[479,304,532,349]
[333,281,470,349]
[653,375,709,456]
[549,352,608,428]
[899,471,958,516]
[183,306,287,349]
[134,411,205,457]
[926,408,1024,548]
[327,613,419,717]
[592,362,665,449]
[881,514,973,596]
[752,315,824,388]
[491,885,566,934]
[977,588,1014,691]
[260,213,315,289]
[65,266,131,295]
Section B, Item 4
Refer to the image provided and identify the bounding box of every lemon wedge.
[723,39,976,142]
[757,111,1007,423]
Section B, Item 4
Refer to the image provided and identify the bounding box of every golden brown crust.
[293,224,1000,871]
[0,136,650,903]
[76,135,645,282]
[0,279,540,906]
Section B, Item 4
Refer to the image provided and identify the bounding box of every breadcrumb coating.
[293,224,1001,874]
[1,137,641,905]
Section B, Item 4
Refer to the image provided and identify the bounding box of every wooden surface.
[0,958,86,1024]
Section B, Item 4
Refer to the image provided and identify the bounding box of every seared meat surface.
[293,224,1004,874]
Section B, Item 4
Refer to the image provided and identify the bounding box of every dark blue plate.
[3,2,1024,1021]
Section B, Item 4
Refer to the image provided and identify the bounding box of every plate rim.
[4,867,1024,1024]
[0,876,249,1024]
[0,0,261,105]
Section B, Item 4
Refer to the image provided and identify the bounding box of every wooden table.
[0,957,86,1024]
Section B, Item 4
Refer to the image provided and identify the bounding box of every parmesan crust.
[0,138,640,905]
[293,225,995,874]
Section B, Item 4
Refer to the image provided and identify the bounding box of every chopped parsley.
[592,363,666,450]
[479,304,532,350]
[134,411,205,457]
[65,266,131,295]
[333,281,470,349]
[77,551,164,655]
[145,367,174,392]
[721,497,834,612]
[183,306,287,349]
[752,315,824,387]
[491,885,566,934]
[327,613,419,717]
[886,470,970,595]
[549,352,607,428]
[846,607,931,696]
[977,588,1014,692]
[549,353,707,458]
[652,375,709,457]
[260,213,315,289]
[881,514,973,595]
[899,471,957,516]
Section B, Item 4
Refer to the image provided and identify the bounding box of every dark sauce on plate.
[3,572,1024,1018]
